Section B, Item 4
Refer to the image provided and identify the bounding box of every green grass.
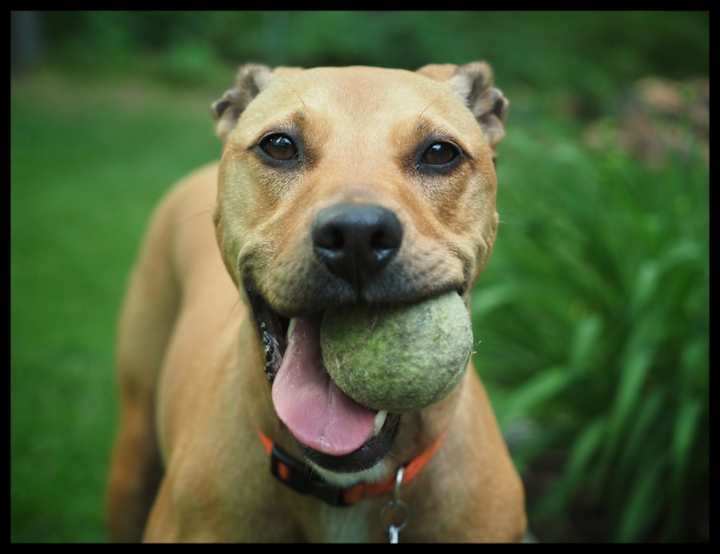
[10,72,220,542]
[11,64,708,542]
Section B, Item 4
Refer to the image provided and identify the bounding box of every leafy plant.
[471,124,708,541]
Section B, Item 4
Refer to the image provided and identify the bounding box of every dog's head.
[211,62,509,479]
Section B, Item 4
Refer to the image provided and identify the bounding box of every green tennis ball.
[320,291,473,412]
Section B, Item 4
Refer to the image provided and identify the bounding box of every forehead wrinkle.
[417,91,451,123]
[410,88,476,140]
[412,115,469,152]
[249,108,307,144]
[288,85,308,112]
[415,93,488,154]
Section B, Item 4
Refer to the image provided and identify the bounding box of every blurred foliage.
[473,128,708,541]
[11,10,708,543]
[37,11,708,114]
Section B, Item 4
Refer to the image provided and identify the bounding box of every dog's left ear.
[417,61,509,149]
[211,63,274,142]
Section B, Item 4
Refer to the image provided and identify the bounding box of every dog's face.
[212,63,509,478]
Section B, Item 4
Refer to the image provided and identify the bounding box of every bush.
[471,121,708,541]
[37,11,708,109]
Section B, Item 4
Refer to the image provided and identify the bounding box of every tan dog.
[106,61,526,542]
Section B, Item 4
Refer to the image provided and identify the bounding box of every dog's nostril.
[327,226,345,251]
[370,229,393,251]
[313,224,345,252]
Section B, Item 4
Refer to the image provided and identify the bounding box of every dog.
[106,61,526,542]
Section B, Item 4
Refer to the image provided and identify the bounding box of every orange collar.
[258,430,445,506]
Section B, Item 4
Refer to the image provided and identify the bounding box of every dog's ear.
[417,61,509,149]
[211,63,274,142]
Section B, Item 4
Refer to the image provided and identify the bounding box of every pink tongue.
[271,317,376,456]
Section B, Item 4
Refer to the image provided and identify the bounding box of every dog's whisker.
[179,207,215,224]
[224,297,243,324]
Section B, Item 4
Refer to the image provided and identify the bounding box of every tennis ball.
[320,291,473,412]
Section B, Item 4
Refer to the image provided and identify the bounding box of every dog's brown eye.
[259,133,298,161]
[421,142,460,166]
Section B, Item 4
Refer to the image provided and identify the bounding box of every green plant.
[38,11,708,116]
[471,125,708,541]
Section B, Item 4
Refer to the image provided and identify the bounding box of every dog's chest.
[312,502,375,543]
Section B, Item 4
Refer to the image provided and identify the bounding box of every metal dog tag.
[388,524,400,544]
[381,467,408,543]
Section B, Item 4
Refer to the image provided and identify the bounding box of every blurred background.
[11,11,708,543]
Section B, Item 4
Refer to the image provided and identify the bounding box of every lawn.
[10,71,221,542]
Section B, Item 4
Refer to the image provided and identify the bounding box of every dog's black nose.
[312,203,403,287]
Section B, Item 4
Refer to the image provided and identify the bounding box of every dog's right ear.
[211,64,273,142]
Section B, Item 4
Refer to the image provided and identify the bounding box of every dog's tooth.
[287,318,297,340]
[373,410,388,436]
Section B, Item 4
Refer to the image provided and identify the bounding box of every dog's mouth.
[245,280,401,473]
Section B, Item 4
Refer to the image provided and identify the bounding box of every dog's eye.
[259,133,298,161]
[420,142,460,166]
